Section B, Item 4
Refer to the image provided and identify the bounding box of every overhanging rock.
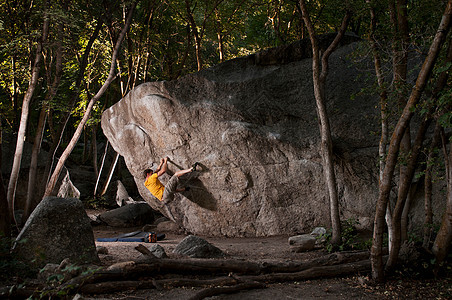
[101,39,381,237]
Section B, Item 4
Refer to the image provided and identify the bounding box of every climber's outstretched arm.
[156,157,168,177]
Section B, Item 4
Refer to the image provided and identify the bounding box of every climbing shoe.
[191,162,199,172]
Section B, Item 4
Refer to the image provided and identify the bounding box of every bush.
[0,237,36,283]
[320,218,372,252]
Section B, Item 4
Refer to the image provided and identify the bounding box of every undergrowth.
[319,218,372,253]
[0,237,36,284]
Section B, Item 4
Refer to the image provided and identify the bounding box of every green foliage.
[37,263,101,298]
[0,237,36,283]
[84,195,109,209]
[320,218,372,253]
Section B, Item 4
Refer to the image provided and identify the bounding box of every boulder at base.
[289,234,317,252]
[173,235,225,258]
[98,202,154,227]
[13,197,100,268]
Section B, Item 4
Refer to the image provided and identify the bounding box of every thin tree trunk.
[101,152,120,196]
[174,24,191,79]
[432,130,452,266]
[94,142,108,196]
[299,0,350,245]
[7,12,49,221]
[367,0,393,255]
[215,8,225,62]
[0,126,11,238]
[400,179,419,241]
[25,20,64,219]
[132,55,141,90]
[423,123,441,249]
[371,1,451,281]
[25,108,47,217]
[390,37,452,265]
[44,1,137,197]
[92,126,98,178]
[386,116,431,269]
[39,19,103,200]
[12,55,18,131]
[185,0,203,71]
[385,0,411,273]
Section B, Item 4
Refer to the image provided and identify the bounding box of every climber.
[143,157,198,204]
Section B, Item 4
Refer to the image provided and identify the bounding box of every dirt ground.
[90,223,451,300]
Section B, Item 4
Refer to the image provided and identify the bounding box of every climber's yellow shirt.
[144,173,164,201]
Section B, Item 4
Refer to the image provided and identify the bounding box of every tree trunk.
[12,55,19,131]
[368,14,388,182]
[38,19,103,200]
[423,123,441,249]
[7,12,49,222]
[371,1,451,281]
[25,20,64,220]
[386,116,431,269]
[24,108,47,218]
[432,130,452,266]
[400,179,419,241]
[368,0,394,255]
[298,0,350,245]
[215,8,225,62]
[389,35,452,268]
[3,250,373,298]
[384,0,411,273]
[100,152,119,196]
[185,0,203,71]
[44,1,137,197]
[174,24,191,79]
[94,142,109,197]
[92,126,98,178]
[0,126,11,239]
[78,259,372,296]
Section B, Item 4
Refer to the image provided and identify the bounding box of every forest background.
[0,0,451,282]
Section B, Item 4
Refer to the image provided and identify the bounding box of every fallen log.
[2,251,374,298]
[78,259,372,295]
[135,244,157,258]
[79,250,371,282]
[242,258,371,283]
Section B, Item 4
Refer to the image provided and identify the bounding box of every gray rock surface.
[310,227,327,237]
[13,197,100,268]
[101,37,439,237]
[57,170,81,199]
[173,235,225,258]
[148,244,168,258]
[156,220,182,233]
[288,234,317,252]
[311,227,327,245]
[98,202,154,227]
[116,180,140,206]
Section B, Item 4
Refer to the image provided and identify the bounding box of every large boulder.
[101,36,440,237]
[13,197,100,268]
[98,202,155,227]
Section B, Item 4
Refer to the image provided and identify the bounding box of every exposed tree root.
[188,281,266,300]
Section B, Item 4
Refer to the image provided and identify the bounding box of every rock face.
[101,37,390,237]
[13,197,100,268]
